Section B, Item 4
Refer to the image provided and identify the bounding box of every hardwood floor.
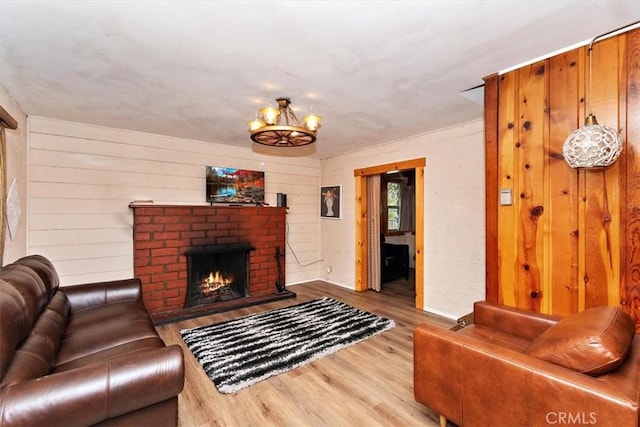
[155,277,454,427]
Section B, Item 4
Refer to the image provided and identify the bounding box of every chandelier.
[562,29,625,169]
[247,97,321,147]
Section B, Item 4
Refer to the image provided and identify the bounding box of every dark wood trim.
[484,73,499,303]
[0,105,18,130]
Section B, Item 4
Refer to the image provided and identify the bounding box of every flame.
[201,270,232,296]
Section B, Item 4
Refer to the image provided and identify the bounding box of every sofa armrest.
[61,278,143,313]
[473,300,562,341]
[0,345,184,426]
[414,324,638,426]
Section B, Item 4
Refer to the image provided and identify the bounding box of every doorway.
[354,158,425,310]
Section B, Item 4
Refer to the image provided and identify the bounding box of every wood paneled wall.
[27,117,321,286]
[485,27,640,327]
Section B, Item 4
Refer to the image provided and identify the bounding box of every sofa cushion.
[14,254,60,298]
[0,266,50,379]
[1,292,69,385]
[54,337,166,373]
[56,301,160,368]
[0,265,49,326]
[524,306,635,375]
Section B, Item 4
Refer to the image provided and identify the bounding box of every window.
[387,181,401,232]
[381,170,415,236]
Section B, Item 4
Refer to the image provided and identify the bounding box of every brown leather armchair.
[414,301,639,427]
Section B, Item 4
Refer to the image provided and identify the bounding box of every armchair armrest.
[414,324,638,426]
[473,300,562,341]
[61,278,142,313]
[0,345,184,426]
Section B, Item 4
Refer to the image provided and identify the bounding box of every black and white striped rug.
[180,297,396,394]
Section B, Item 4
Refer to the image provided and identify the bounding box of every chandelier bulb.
[247,117,265,132]
[303,112,322,131]
[259,106,280,125]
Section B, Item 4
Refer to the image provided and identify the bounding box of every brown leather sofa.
[414,301,639,427]
[0,255,185,426]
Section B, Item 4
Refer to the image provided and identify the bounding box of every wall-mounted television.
[206,166,265,205]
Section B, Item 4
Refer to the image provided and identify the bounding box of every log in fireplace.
[184,244,254,309]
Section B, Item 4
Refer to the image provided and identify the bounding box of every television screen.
[206,166,265,204]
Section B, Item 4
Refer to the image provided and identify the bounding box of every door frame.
[354,158,426,310]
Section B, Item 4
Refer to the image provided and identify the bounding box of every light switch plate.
[500,189,513,206]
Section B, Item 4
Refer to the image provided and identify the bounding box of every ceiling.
[1,1,639,159]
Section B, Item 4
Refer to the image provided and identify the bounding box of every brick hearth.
[130,204,289,321]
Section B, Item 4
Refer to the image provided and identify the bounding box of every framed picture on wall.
[320,185,341,219]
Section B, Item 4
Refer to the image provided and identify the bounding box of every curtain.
[367,175,381,291]
[398,178,415,232]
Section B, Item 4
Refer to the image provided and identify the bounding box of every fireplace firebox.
[184,244,254,308]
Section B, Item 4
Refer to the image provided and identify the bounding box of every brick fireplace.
[130,204,293,322]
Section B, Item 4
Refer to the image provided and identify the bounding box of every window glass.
[387,181,400,231]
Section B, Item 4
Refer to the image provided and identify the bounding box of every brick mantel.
[130,204,287,320]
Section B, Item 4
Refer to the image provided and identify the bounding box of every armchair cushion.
[524,305,635,376]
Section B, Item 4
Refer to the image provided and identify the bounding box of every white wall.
[320,119,486,319]
[27,117,321,285]
[0,84,28,265]
[23,114,485,318]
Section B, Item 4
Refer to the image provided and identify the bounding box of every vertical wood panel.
[484,73,500,303]
[497,72,519,307]
[583,37,622,309]
[623,28,640,327]
[488,27,640,324]
[548,50,581,316]
[517,61,547,313]
[577,46,588,313]
[617,33,628,310]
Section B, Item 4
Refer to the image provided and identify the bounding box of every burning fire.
[200,271,232,296]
